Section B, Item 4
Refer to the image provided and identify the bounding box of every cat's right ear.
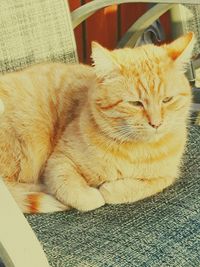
[91,42,121,79]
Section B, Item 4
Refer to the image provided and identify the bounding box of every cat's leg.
[99,177,176,204]
[17,138,51,183]
[44,155,105,212]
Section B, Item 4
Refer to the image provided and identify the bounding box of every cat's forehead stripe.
[134,73,165,98]
[137,79,148,96]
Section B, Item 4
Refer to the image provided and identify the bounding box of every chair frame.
[0,1,199,266]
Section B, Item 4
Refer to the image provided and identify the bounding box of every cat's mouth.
[125,124,166,142]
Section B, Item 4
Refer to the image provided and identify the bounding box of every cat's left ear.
[164,32,195,71]
[91,42,121,79]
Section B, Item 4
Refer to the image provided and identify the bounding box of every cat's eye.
[128,101,143,107]
[162,96,173,103]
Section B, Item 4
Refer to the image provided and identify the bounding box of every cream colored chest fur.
[63,122,186,187]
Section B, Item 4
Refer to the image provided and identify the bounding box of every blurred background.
[69,1,172,64]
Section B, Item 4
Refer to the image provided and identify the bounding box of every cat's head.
[90,32,195,142]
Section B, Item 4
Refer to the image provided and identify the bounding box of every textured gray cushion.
[26,125,200,267]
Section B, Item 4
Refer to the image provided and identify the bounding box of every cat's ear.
[164,32,195,71]
[91,42,121,78]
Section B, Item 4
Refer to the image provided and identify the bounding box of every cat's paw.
[72,187,105,212]
[99,182,120,204]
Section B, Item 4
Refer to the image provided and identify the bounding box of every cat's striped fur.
[0,32,195,213]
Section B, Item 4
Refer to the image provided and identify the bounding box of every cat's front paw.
[72,187,105,212]
[99,182,121,204]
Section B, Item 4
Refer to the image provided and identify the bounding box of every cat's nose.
[148,121,162,129]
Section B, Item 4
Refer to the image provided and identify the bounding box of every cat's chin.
[148,130,168,141]
[119,132,165,143]
[128,130,166,143]
[147,133,165,142]
[135,135,163,143]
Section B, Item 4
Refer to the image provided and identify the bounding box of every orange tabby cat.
[0,32,195,213]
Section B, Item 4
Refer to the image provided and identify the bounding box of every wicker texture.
[0,0,77,74]
[27,125,200,267]
[183,4,200,57]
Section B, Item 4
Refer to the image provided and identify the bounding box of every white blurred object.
[0,178,50,267]
[195,68,200,88]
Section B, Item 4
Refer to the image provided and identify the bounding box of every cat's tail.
[5,181,69,213]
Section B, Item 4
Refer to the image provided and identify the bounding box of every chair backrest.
[0,0,78,74]
[170,4,200,81]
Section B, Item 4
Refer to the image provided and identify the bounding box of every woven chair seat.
[26,125,200,267]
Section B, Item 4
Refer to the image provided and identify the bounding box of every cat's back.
[0,62,94,100]
[0,62,95,143]
[0,62,95,118]
[0,62,96,182]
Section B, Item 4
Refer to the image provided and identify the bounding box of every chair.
[169,3,200,123]
[170,4,200,82]
[0,1,200,266]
